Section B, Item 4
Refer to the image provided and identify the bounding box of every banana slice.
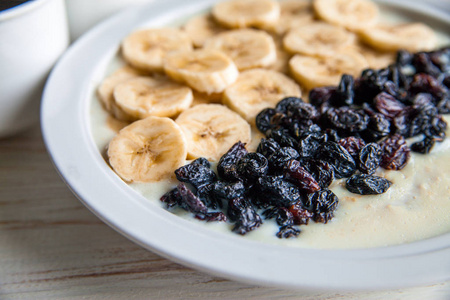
[289,52,368,90]
[283,22,355,57]
[358,23,437,52]
[113,76,193,119]
[97,66,147,121]
[262,0,315,35]
[349,42,395,69]
[183,14,227,48]
[175,104,251,161]
[108,116,187,182]
[164,49,239,94]
[313,0,379,31]
[191,91,223,106]
[203,29,276,70]
[122,28,193,72]
[212,0,280,29]
[223,69,301,124]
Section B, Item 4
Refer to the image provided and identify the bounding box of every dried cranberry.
[379,135,411,170]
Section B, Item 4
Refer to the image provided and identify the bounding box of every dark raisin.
[275,97,303,113]
[160,187,181,208]
[289,201,314,225]
[236,152,269,182]
[255,108,278,134]
[271,207,294,226]
[305,189,339,224]
[437,96,450,114]
[337,136,366,157]
[283,160,321,193]
[256,175,302,207]
[374,92,405,119]
[409,73,448,100]
[217,141,248,180]
[276,99,319,121]
[267,146,300,171]
[195,212,227,222]
[276,225,300,238]
[413,52,442,78]
[212,180,246,203]
[297,132,327,157]
[411,136,436,154]
[396,50,414,66]
[175,159,217,189]
[300,158,335,189]
[364,113,391,142]
[335,74,355,106]
[266,127,298,148]
[227,197,251,222]
[196,183,219,209]
[346,174,392,195]
[325,128,340,142]
[379,134,411,170]
[316,142,356,179]
[256,138,280,158]
[357,143,383,174]
[177,183,208,214]
[308,86,337,107]
[326,107,369,134]
[232,206,262,235]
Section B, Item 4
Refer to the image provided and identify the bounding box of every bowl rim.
[41,0,450,291]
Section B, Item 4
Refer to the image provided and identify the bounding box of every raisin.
[232,207,262,235]
[175,159,216,189]
[346,174,392,195]
[227,197,251,222]
[276,99,319,121]
[413,52,442,78]
[236,152,269,182]
[217,141,248,181]
[411,136,436,154]
[160,187,181,208]
[379,134,411,170]
[357,143,383,174]
[316,142,356,179]
[256,138,280,158]
[196,183,219,209]
[283,160,321,193]
[289,201,314,225]
[300,158,334,189]
[337,136,366,157]
[195,212,227,222]
[212,181,246,203]
[267,146,300,171]
[275,97,304,113]
[256,175,302,207]
[326,107,369,134]
[309,86,337,107]
[276,225,300,238]
[335,74,355,106]
[266,127,298,148]
[255,108,278,134]
[263,207,294,226]
[409,73,448,100]
[396,50,414,66]
[374,92,405,119]
[325,128,340,142]
[437,96,450,114]
[305,189,339,224]
[177,183,208,214]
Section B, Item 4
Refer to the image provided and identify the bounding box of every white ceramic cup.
[0,0,69,138]
[65,0,152,41]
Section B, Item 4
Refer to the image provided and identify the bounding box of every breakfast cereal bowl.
[41,0,450,291]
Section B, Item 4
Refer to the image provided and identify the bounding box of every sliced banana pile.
[97,0,440,182]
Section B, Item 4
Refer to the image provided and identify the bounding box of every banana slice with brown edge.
[122,28,193,72]
[183,14,228,48]
[313,0,379,31]
[175,104,251,161]
[283,22,355,57]
[262,0,315,35]
[223,68,301,124]
[97,66,147,121]
[203,29,276,70]
[113,76,193,119]
[212,0,280,29]
[164,49,239,94]
[289,51,368,90]
[359,23,437,52]
[108,116,187,182]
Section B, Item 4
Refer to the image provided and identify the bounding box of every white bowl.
[0,0,69,138]
[41,0,450,291]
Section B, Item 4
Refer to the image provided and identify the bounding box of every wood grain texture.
[0,125,449,299]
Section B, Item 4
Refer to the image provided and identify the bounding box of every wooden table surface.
[0,122,449,299]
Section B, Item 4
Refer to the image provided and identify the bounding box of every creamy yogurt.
[89,4,450,249]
